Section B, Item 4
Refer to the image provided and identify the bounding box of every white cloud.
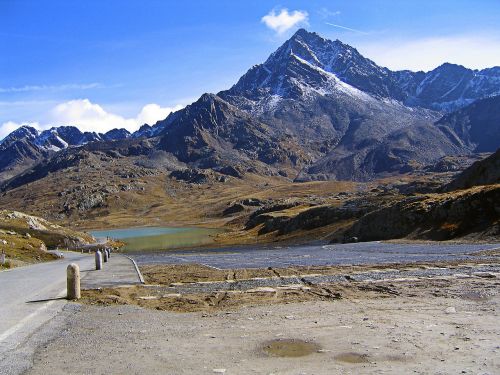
[136,103,183,126]
[0,121,40,139]
[1,99,184,140]
[261,8,308,35]
[50,99,137,133]
[356,35,500,71]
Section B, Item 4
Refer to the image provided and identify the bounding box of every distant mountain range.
[0,125,131,180]
[1,29,499,184]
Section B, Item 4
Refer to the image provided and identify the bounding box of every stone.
[66,263,81,300]
[95,250,103,270]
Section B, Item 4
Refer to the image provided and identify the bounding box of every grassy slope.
[0,210,94,268]
[0,153,361,231]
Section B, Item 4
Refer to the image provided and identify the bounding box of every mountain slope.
[1,28,499,185]
[445,148,500,191]
[156,93,310,170]
[0,126,131,182]
[435,95,500,152]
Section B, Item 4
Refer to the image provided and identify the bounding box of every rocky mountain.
[156,93,309,170]
[102,128,131,141]
[219,29,478,180]
[0,126,132,181]
[0,127,47,180]
[1,29,499,185]
[221,29,500,112]
[435,95,500,152]
[398,64,500,111]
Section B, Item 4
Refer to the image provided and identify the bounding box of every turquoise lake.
[90,227,221,252]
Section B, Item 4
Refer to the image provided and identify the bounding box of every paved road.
[0,252,93,374]
[132,241,500,269]
[0,251,141,375]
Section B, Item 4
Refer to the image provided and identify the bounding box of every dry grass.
[0,230,58,268]
[0,154,365,235]
[0,209,96,269]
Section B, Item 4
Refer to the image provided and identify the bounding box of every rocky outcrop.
[245,201,302,230]
[0,210,94,248]
[170,169,211,184]
[244,197,382,236]
[223,203,245,217]
[342,185,500,241]
[445,149,500,191]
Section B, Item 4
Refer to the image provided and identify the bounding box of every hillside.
[340,185,499,241]
[0,210,94,268]
[445,148,500,191]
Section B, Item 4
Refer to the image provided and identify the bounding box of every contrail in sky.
[325,22,368,34]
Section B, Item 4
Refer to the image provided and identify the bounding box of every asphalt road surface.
[0,251,142,375]
[131,241,500,269]
[0,252,94,375]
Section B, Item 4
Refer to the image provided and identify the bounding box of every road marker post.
[95,250,103,270]
[66,263,81,300]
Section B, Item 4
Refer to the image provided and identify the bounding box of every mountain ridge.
[1,28,499,184]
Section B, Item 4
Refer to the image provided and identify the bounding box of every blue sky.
[1,0,500,138]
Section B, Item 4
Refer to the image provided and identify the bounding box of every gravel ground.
[130,242,500,268]
[25,276,500,375]
[142,264,500,295]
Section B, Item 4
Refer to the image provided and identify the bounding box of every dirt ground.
[139,260,498,285]
[81,265,499,311]
[27,273,499,374]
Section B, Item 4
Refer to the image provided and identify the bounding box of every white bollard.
[95,250,103,270]
[67,263,81,300]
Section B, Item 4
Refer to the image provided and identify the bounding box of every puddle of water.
[262,339,320,357]
[334,352,370,363]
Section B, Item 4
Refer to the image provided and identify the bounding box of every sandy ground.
[25,271,499,375]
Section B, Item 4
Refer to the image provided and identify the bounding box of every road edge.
[122,255,145,284]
